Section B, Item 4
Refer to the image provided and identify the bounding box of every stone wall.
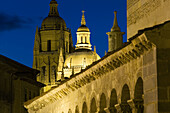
[127,0,170,39]
[157,48,170,112]
[26,33,158,113]
[33,47,157,113]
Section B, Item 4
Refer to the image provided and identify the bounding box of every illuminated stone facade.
[26,0,170,113]
[33,0,73,92]
[63,11,100,77]
[33,1,100,92]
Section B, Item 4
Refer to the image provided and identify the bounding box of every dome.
[64,49,100,68]
[41,16,66,29]
[77,25,90,32]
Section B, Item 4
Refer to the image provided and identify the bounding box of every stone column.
[127,99,137,113]
[115,104,122,113]
[127,99,144,113]
[104,107,110,113]
[95,107,100,113]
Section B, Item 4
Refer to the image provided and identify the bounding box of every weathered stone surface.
[144,76,157,91]
[127,0,170,39]
[144,89,157,104]
[144,103,156,113]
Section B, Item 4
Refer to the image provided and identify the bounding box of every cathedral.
[33,0,101,92]
[25,0,170,113]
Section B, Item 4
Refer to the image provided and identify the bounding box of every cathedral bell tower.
[107,11,125,52]
[33,0,73,92]
[75,10,92,50]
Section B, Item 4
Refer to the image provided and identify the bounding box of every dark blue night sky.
[0,0,126,67]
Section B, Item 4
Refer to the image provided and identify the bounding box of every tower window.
[42,66,46,75]
[85,36,87,43]
[81,36,83,43]
[66,41,68,52]
[52,66,57,82]
[47,40,51,51]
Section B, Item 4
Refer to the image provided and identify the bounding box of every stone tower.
[107,11,125,52]
[75,10,92,50]
[33,0,73,92]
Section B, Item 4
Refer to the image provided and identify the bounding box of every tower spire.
[111,11,120,32]
[106,11,125,52]
[81,10,86,25]
[49,0,59,17]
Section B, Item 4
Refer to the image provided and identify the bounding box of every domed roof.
[64,49,100,68]
[77,25,90,32]
[41,16,66,29]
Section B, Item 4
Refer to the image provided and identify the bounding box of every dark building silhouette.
[0,55,45,113]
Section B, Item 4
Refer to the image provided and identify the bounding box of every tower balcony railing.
[41,25,70,32]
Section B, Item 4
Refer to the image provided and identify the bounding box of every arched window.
[110,89,118,113]
[68,109,72,113]
[100,93,106,113]
[47,40,51,51]
[121,84,132,113]
[134,77,144,113]
[82,102,87,113]
[75,106,79,113]
[90,98,97,113]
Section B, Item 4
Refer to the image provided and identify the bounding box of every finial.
[94,46,96,53]
[81,10,86,25]
[111,11,120,32]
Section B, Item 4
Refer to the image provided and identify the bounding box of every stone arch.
[75,105,79,113]
[82,102,87,113]
[68,109,72,113]
[90,98,97,113]
[99,93,106,113]
[134,77,144,113]
[90,91,99,108]
[109,89,118,113]
[121,84,132,113]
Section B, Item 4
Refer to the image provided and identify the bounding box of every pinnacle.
[111,11,121,32]
[81,10,86,25]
